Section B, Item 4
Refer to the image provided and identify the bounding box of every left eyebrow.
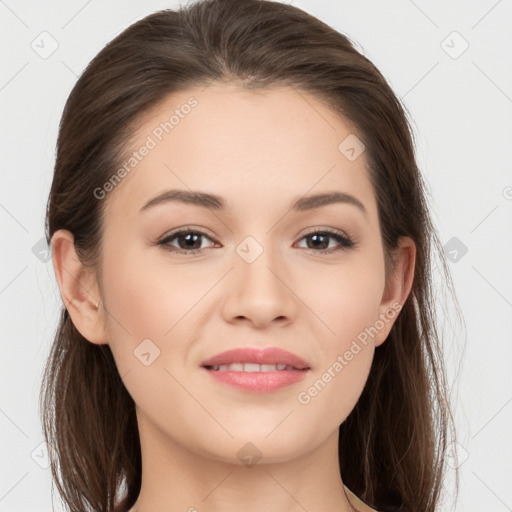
[291,191,367,217]
[140,189,367,217]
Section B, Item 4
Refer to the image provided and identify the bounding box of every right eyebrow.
[140,189,224,212]
[140,189,367,217]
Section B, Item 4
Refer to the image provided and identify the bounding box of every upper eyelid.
[300,226,350,238]
[158,227,354,249]
[159,226,218,242]
[159,226,350,240]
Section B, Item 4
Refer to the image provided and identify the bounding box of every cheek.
[296,346,373,434]
[99,247,171,370]
[99,249,202,424]
[296,284,378,428]
[100,244,221,384]
[295,259,383,418]
[101,245,204,339]
[304,258,385,346]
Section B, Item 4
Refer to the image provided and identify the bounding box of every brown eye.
[158,229,217,254]
[295,229,356,254]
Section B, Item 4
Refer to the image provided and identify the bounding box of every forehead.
[104,82,377,221]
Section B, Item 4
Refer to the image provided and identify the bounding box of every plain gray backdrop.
[1,1,511,511]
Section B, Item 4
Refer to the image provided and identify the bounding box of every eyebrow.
[140,189,367,216]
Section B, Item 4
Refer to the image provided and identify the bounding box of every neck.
[129,412,357,512]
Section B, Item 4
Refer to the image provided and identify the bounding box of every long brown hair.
[41,1,462,511]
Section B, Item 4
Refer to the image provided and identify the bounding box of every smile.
[206,363,300,372]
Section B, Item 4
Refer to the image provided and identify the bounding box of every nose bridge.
[237,235,281,291]
[222,231,297,327]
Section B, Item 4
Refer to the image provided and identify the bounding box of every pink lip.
[200,347,310,393]
[201,347,310,369]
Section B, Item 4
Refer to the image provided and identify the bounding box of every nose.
[221,241,298,329]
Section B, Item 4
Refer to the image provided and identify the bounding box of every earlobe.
[374,237,416,347]
[51,229,109,345]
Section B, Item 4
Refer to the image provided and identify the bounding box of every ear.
[51,229,109,345]
[374,236,416,347]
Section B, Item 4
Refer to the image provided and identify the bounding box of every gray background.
[1,1,511,511]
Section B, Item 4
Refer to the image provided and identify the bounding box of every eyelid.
[156,225,357,255]
[299,225,350,239]
[159,225,217,240]
[156,225,219,250]
[293,227,357,252]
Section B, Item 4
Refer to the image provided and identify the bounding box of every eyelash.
[156,226,357,256]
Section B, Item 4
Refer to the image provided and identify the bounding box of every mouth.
[200,346,310,370]
[204,363,306,372]
[200,347,311,393]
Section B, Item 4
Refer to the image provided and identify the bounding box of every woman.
[40,0,461,511]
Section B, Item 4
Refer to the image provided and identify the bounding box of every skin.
[51,82,416,512]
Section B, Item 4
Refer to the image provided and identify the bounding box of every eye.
[294,228,356,254]
[157,227,218,255]
[156,227,357,256]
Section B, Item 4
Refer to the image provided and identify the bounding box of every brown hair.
[41,1,462,511]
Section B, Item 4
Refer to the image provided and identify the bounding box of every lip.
[200,347,311,393]
[201,347,310,370]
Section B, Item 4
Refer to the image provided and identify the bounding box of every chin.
[195,430,314,467]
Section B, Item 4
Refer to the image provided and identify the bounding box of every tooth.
[243,363,261,372]
[209,362,298,372]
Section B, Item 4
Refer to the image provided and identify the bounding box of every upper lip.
[201,347,310,370]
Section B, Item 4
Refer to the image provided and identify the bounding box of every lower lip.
[202,368,309,392]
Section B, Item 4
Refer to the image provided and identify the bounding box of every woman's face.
[86,82,412,464]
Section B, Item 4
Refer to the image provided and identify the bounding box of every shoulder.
[344,485,380,512]
[344,486,411,512]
